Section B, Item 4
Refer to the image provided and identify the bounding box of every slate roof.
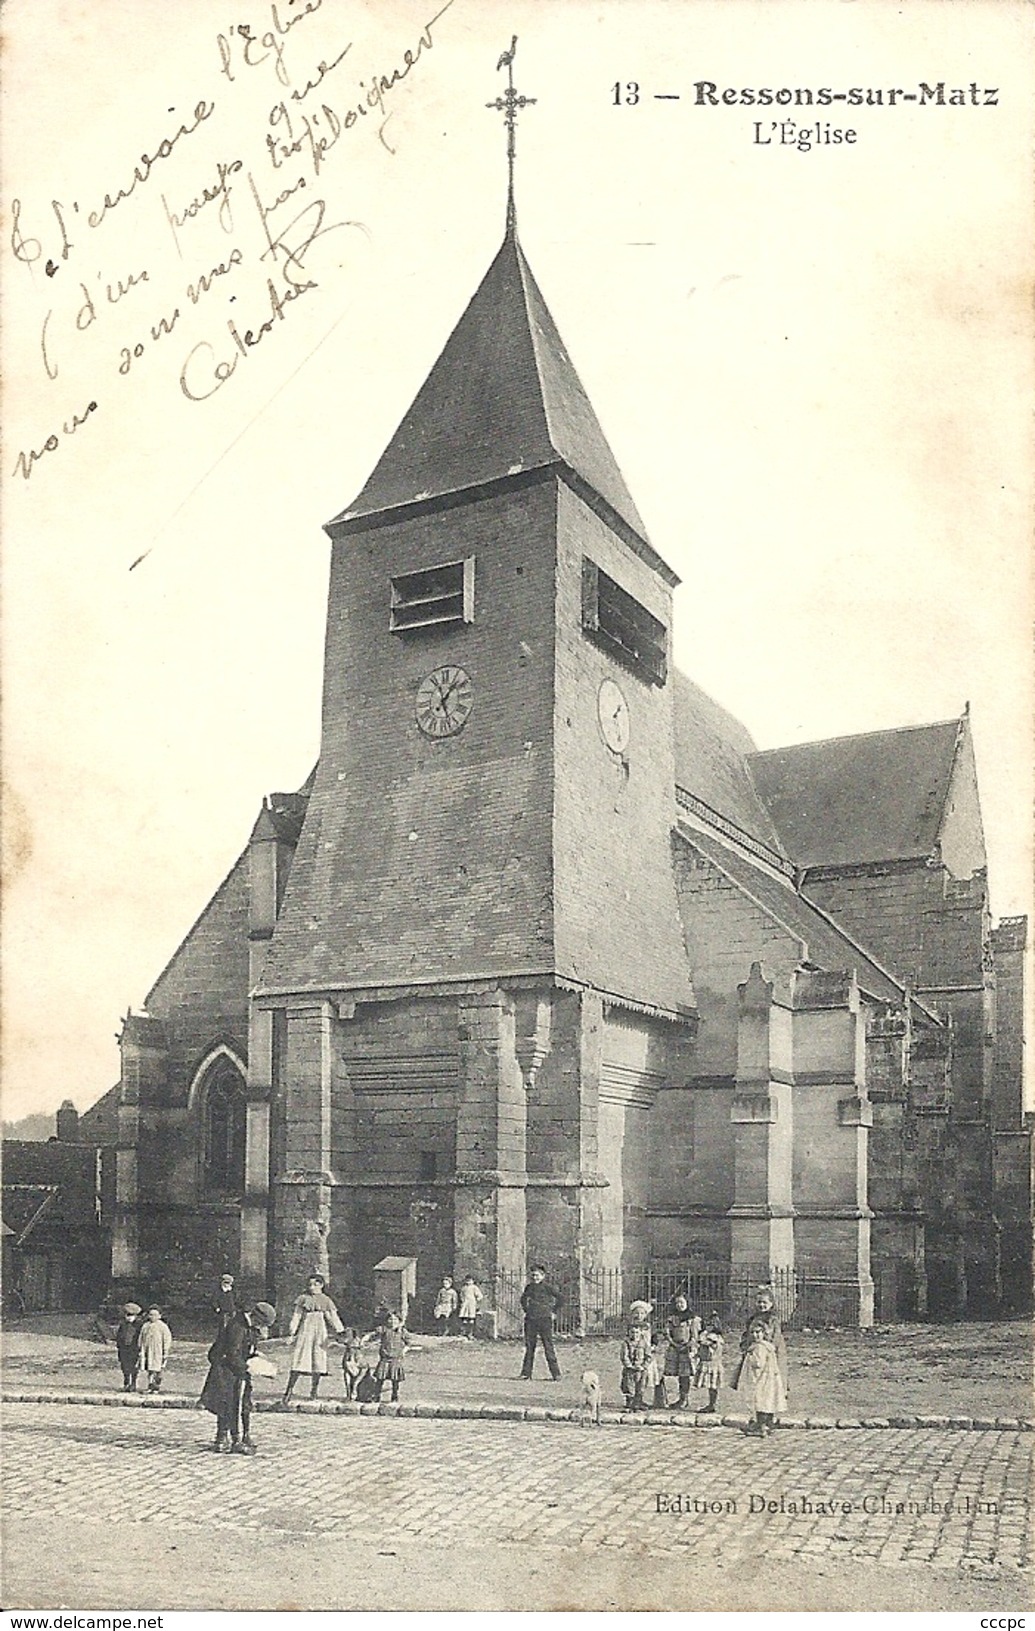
[671,671,787,860]
[327,226,652,553]
[677,827,937,1015]
[2,1143,104,1231]
[748,720,962,870]
[1,1183,57,1245]
[256,745,561,999]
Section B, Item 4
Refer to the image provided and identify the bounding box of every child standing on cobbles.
[214,1274,237,1329]
[115,1303,142,1392]
[662,1294,701,1410]
[138,1305,173,1392]
[695,1312,725,1413]
[373,1311,409,1403]
[620,1300,655,1410]
[734,1286,787,1437]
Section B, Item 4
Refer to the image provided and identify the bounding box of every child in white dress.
[457,1276,483,1338]
[138,1305,172,1392]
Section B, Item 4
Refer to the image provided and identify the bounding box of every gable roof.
[672,671,788,862]
[326,226,656,558]
[80,1082,121,1144]
[676,826,938,1016]
[748,719,963,870]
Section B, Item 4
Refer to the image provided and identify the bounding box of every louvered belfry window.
[390,557,476,632]
[582,558,667,685]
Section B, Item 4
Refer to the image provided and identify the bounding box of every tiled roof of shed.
[0,1183,57,1245]
[749,720,962,869]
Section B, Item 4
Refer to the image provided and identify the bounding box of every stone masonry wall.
[144,853,251,1106]
[129,851,254,1283]
[552,484,694,1017]
[991,919,1027,1132]
[135,1206,243,1316]
[261,479,559,995]
[803,864,985,996]
[672,839,803,1077]
[324,996,460,1318]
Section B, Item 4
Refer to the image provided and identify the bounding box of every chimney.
[56,1099,79,1142]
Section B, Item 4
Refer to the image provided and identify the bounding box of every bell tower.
[255,44,696,1314]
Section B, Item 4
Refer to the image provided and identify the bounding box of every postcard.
[2,0,1032,1614]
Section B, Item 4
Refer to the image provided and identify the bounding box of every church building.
[101,81,1030,1329]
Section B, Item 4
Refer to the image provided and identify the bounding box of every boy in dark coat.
[519,1265,562,1380]
[200,1300,276,1453]
[115,1303,142,1391]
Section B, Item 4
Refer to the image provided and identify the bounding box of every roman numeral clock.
[415,664,474,738]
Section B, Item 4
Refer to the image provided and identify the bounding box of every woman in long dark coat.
[200,1299,276,1453]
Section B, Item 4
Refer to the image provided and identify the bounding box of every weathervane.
[486,36,536,233]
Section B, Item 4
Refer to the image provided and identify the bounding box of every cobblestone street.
[2,1402,1030,1610]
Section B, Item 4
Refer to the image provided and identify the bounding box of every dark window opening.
[390,557,475,632]
[201,1057,247,1197]
[582,558,667,685]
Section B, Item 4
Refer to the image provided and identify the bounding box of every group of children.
[432,1274,484,1337]
[619,1284,788,1435]
[106,1272,415,1408]
[620,1296,725,1413]
[106,1271,786,1436]
[277,1272,414,1406]
[339,1312,409,1404]
[112,1302,174,1393]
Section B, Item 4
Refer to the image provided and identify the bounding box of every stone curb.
[3,1390,1032,1433]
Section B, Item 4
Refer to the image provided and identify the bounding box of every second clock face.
[415,665,474,738]
[597,677,630,754]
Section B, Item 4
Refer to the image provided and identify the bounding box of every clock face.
[597,678,630,754]
[415,665,474,738]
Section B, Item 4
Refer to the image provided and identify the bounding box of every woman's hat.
[122,1302,142,1316]
[252,1301,277,1326]
[628,1299,653,1317]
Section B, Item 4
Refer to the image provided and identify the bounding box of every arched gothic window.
[200,1055,247,1197]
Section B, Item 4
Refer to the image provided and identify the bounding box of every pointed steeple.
[327,230,651,550]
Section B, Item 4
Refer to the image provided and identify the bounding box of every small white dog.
[579,1369,602,1426]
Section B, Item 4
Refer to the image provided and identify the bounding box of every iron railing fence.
[493,1261,873,1334]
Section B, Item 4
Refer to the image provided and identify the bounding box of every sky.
[2,0,1032,1123]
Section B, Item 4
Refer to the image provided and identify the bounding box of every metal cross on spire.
[486,36,536,234]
